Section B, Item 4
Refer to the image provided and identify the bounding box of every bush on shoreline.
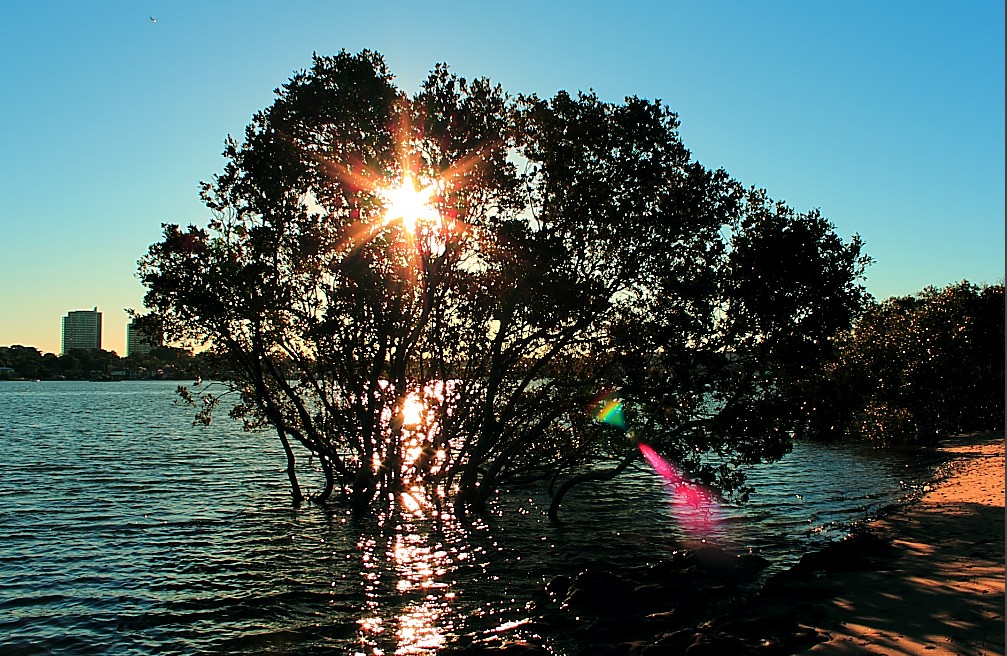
[799,281,1004,446]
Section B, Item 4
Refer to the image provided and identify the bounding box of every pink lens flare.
[638,442,720,534]
[589,393,721,535]
[638,442,683,485]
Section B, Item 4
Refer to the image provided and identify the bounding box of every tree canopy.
[798,281,1004,445]
[138,50,871,518]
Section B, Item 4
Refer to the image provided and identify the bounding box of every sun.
[400,393,425,427]
[378,174,439,235]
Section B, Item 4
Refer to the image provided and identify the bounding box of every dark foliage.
[0,344,213,381]
[137,50,871,517]
[799,281,1004,445]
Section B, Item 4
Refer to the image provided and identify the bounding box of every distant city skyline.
[13,309,162,358]
[0,1,1003,356]
[0,307,167,358]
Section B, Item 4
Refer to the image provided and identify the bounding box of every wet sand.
[798,435,1005,656]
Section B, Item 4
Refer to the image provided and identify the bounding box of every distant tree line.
[797,280,1004,445]
[0,345,215,381]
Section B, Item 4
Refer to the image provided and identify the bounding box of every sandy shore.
[797,435,1005,656]
[448,435,1004,656]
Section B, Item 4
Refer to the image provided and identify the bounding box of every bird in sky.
[149,16,157,23]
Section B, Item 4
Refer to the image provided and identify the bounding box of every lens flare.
[591,391,627,429]
[378,174,439,235]
[591,393,720,535]
[638,442,683,486]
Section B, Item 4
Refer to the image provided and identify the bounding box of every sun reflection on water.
[355,514,473,656]
[354,387,477,655]
[378,383,453,482]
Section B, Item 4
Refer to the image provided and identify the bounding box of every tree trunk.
[351,465,376,517]
[313,455,336,504]
[277,427,304,507]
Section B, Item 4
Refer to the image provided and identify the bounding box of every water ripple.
[0,381,938,654]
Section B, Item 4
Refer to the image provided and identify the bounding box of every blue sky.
[1,1,1003,355]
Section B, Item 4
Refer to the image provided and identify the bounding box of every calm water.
[0,381,940,655]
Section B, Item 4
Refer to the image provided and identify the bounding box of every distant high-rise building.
[126,319,160,356]
[61,307,102,354]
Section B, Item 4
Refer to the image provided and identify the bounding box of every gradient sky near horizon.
[1,1,1003,356]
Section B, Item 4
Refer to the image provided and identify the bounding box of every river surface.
[0,381,942,655]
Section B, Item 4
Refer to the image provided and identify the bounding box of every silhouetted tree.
[0,346,44,379]
[801,281,1004,445]
[49,348,121,379]
[138,51,871,518]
